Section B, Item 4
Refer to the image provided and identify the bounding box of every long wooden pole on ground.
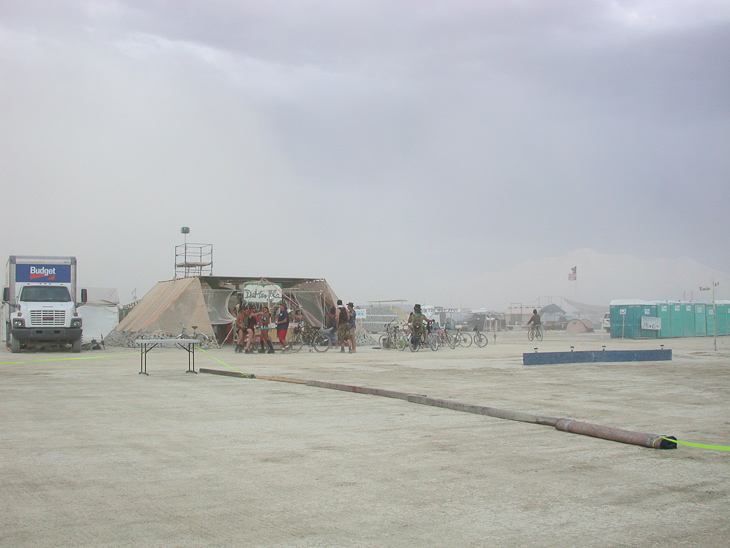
[198,369,676,449]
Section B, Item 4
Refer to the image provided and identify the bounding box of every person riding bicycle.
[408,304,433,343]
[526,309,541,331]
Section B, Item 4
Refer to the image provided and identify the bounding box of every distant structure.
[175,226,213,279]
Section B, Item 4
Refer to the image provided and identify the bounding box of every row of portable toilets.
[609,300,730,339]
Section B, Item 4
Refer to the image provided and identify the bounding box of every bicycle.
[379,321,407,351]
[408,329,439,352]
[288,323,332,352]
[450,327,472,348]
[435,325,454,349]
[177,325,211,345]
[527,324,543,341]
[472,327,489,348]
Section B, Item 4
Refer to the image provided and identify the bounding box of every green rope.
[661,437,730,451]
[1,352,137,365]
[196,346,254,378]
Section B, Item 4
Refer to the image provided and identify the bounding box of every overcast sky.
[1,1,729,308]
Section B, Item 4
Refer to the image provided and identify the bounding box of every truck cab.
[602,312,611,333]
[3,256,86,353]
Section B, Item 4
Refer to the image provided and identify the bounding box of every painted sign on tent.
[242,282,283,304]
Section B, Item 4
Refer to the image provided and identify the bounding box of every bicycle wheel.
[528,329,534,341]
[458,332,473,347]
[289,336,303,353]
[193,333,210,346]
[445,332,456,349]
[428,334,439,351]
[474,332,488,348]
[535,328,543,342]
[395,334,407,351]
[379,335,390,350]
[409,334,420,352]
[313,333,331,352]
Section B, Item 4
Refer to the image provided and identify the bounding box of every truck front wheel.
[72,339,81,353]
[10,334,20,353]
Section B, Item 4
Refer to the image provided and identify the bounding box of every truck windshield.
[19,286,71,302]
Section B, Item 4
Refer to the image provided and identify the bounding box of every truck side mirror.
[2,287,8,302]
[80,288,88,304]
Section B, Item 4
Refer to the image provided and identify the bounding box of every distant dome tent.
[566,319,594,333]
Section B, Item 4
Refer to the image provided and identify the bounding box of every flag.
[568,266,577,281]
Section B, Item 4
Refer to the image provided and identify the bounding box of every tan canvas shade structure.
[114,277,214,338]
[200,276,339,328]
[113,276,340,342]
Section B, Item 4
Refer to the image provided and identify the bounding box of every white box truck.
[2,256,87,353]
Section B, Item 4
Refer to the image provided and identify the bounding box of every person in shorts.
[275,302,290,351]
[244,304,257,354]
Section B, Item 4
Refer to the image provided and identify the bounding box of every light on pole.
[700,282,719,351]
[181,227,190,277]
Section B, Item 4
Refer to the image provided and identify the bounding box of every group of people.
[233,299,360,354]
[233,302,291,354]
[327,300,357,353]
[232,301,525,354]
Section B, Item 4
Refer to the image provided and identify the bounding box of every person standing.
[244,304,257,354]
[325,305,337,344]
[347,302,357,353]
[234,307,246,353]
[335,299,350,353]
[259,306,275,354]
[275,302,290,352]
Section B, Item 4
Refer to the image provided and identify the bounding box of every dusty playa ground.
[2,330,729,547]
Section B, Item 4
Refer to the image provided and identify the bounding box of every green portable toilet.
[610,303,627,338]
[706,305,715,338]
[610,301,636,339]
[610,301,656,339]
[638,303,659,339]
[669,303,684,337]
[717,302,730,335]
[681,302,695,337]
[693,304,707,336]
[715,302,729,336]
[657,303,672,338]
